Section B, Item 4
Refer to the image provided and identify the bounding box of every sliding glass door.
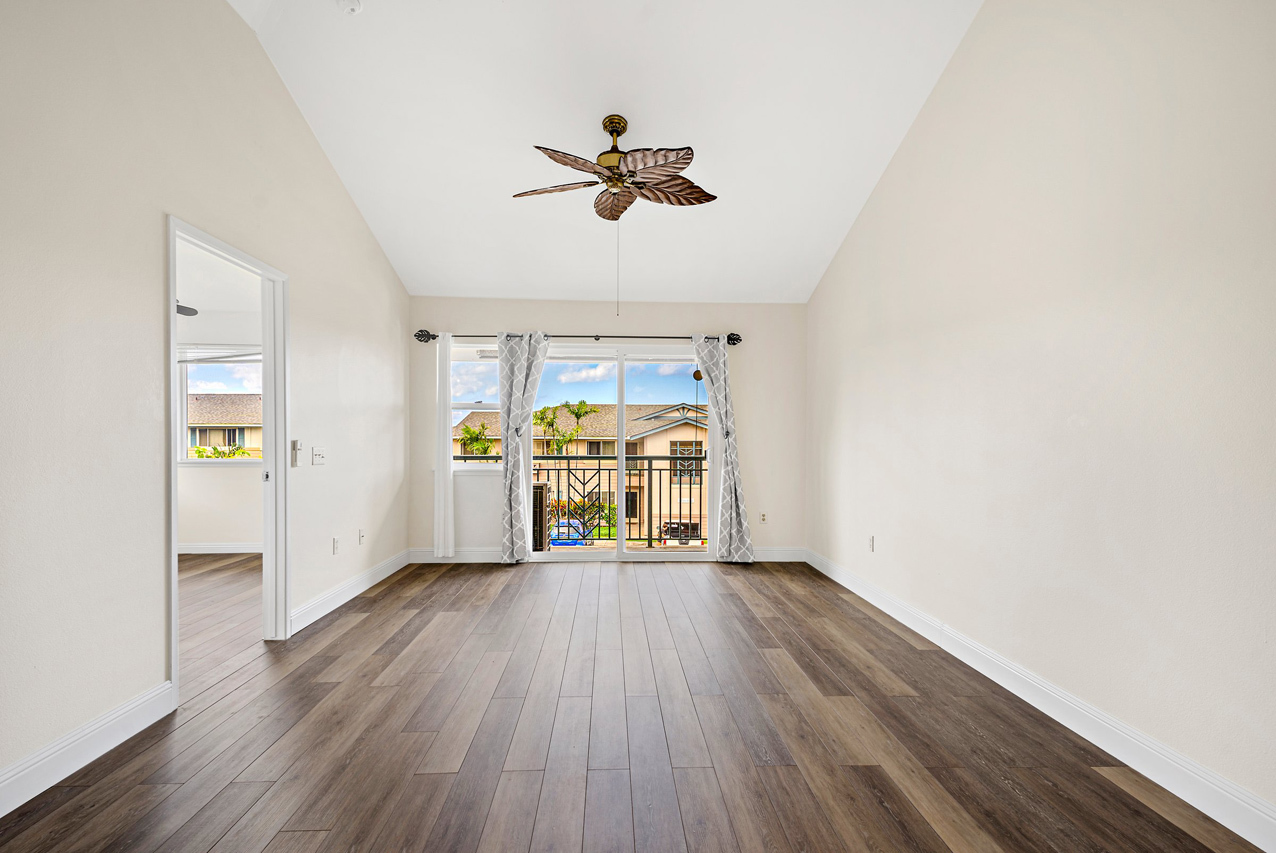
[531,354,620,556]
[620,358,709,555]
[530,344,710,560]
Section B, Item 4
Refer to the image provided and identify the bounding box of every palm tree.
[458,422,494,456]
[533,404,578,455]
[563,399,599,452]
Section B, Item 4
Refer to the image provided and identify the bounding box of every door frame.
[528,342,716,563]
[167,216,292,701]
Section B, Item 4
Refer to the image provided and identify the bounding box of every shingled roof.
[453,403,706,440]
[187,394,262,426]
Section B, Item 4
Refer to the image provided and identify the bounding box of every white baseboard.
[405,547,809,564]
[177,543,263,554]
[752,547,809,562]
[0,681,175,819]
[289,549,411,634]
[408,547,502,563]
[802,548,1276,851]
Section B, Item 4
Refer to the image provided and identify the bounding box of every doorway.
[168,217,290,704]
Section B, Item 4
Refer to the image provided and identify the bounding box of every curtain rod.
[413,330,742,346]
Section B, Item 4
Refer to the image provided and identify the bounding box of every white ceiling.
[232,0,981,303]
[176,238,263,346]
[176,238,261,315]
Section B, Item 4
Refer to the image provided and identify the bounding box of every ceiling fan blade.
[535,146,613,177]
[594,188,637,221]
[513,180,600,198]
[621,147,694,181]
[634,176,716,206]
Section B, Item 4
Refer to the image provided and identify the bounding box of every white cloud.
[230,364,262,393]
[558,363,616,383]
[657,363,693,376]
[189,380,229,392]
[452,362,498,401]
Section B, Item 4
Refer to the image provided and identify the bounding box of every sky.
[188,359,700,415]
[185,363,262,393]
[451,360,703,422]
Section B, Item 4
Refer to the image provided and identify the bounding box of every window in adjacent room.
[179,353,263,461]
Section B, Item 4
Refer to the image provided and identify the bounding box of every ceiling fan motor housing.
[596,114,628,171]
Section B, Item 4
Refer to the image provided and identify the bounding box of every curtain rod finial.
[727,333,742,346]
[415,329,439,343]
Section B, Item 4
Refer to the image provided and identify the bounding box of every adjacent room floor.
[176,553,265,706]
[0,561,1259,853]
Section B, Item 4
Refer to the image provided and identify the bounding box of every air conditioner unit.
[532,482,549,552]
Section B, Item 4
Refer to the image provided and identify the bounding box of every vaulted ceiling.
[230,0,981,303]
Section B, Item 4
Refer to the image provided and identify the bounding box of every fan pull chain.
[615,221,621,316]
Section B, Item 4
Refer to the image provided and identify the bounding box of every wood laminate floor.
[0,561,1261,853]
[176,554,265,707]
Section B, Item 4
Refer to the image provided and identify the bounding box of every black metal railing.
[533,454,708,550]
[452,454,709,550]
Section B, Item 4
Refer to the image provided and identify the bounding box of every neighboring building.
[453,403,709,542]
[186,394,263,457]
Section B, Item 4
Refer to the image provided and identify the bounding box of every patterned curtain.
[694,334,754,562]
[498,331,549,563]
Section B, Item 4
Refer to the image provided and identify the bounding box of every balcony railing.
[452,453,709,551]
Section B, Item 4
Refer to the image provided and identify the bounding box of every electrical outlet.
[312,446,326,465]
[333,537,340,555]
[359,528,366,545]
[759,512,768,524]
[869,535,874,552]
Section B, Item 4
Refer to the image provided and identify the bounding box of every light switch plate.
[312,446,326,465]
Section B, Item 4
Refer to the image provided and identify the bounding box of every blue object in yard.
[550,519,590,546]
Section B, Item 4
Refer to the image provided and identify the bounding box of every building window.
[625,490,639,519]
[586,440,616,456]
[669,440,703,483]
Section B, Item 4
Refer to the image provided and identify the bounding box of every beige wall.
[643,422,706,456]
[0,0,409,770]
[805,0,1276,803]
[411,296,805,551]
[177,466,264,548]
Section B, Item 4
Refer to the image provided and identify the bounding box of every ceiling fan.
[514,115,716,221]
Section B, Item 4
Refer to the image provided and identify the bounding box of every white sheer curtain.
[695,334,754,562]
[498,331,549,563]
[433,332,455,559]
